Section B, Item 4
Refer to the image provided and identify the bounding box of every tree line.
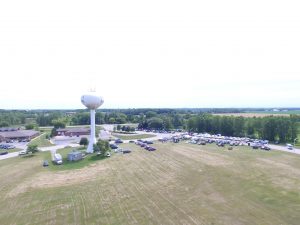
[185,114,298,143]
[0,109,299,143]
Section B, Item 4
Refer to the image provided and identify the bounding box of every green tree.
[148,117,164,130]
[0,121,9,127]
[52,119,66,129]
[233,117,245,137]
[25,124,35,130]
[26,144,38,154]
[79,137,89,146]
[117,124,121,131]
[95,139,110,155]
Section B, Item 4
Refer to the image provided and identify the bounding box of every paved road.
[0,143,80,161]
[0,151,20,160]
[269,144,300,155]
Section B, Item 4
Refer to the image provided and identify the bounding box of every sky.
[0,0,300,109]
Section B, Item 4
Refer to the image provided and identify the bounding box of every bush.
[26,144,39,154]
[25,124,35,130]
[79,137,89,146]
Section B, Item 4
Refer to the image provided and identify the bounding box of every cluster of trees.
[93,139,110,156]
[138,111,185,130]
[0,110,31,127]
[186,114,298,143]
[115,125,135,132]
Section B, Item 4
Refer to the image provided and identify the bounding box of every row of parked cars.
[0,144,15,149]
[135,140,156,151]
[168,132,272,151]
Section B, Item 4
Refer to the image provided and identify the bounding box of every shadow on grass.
[21,154,36,158]
[88,155,106,162]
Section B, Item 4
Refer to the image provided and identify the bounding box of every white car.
[18,150,27,156]
[286,144,293,150]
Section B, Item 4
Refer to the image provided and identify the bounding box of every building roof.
[0,127,20,132]
[0,130,39,138]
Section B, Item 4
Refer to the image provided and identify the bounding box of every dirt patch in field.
[172,146,232,166]
[7,163,108,198]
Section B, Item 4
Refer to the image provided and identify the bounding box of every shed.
[67,151,83,161]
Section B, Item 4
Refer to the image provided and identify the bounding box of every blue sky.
[0,0,300,109]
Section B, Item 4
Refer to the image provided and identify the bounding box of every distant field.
[214,113,290,117]
[112,133,156,140]
[1,142,300,225]
[246,110,300,115]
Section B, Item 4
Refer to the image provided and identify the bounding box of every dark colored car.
[145,141,153,144]
[43,160,49,167]
[115,139,123,144]
[123,150,131,154]
[148,147,156,151]
[0,151,8,155]
[110,144,118,149]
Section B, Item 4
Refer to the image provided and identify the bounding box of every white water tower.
[81,92,104,153]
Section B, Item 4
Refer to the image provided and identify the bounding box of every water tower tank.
[81,94,104,109]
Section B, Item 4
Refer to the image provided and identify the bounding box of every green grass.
[43,147,109,171]
[6,148,22,153]
[112,133,156,140]
[29,133,54,147]
[1,142,300,224]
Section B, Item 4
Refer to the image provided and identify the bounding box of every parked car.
[115,139,123,144]
[19,150,27,155]
[123,150,131,154]
[0,151,8,155]
[43,160,49,167]
[261,145,271,151]
[148,147,156,151]
[110,144,118,149]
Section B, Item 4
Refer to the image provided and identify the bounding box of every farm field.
[1,143,300,225]
[213,113,290,117]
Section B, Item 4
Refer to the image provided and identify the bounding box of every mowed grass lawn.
[29,132,54,147]
[1,143,300,225]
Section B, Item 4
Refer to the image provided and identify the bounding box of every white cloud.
[0,0,299,109]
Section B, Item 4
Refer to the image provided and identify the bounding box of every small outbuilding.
[67,151,83,161]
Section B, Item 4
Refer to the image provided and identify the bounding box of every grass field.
[1,143,300,225]
[29,133,54,147]
[43,147,108,171]
[213,113,290,117]
[214,110,300,118]
[112,133,156,140]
